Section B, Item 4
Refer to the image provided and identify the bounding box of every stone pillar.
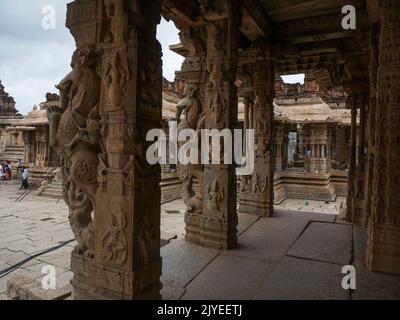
[346,94,357,221]
[274,124,285,172]
[366,0,400,275]
[351,93,368,224]
[174,24,207,246]
[243,96,253,151]
[22,132,32,165]
[52,0,163,299]
[363,23,379,227]
[309,124,330,173]
[239,44,275,217]
[201,0,242,249]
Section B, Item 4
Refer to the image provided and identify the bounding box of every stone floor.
[1,182,399,300]
[275,196,346,215]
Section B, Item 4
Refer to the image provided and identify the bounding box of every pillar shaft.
[201,0,241,249]
[366,0,400,275]
[346,94,357,221]
[239,45,275,217]
[52,0,163,299]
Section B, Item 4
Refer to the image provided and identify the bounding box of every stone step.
[41,192,63,199]
[43,187,63,194]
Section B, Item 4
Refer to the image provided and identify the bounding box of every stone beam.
[241,0,273,40]
[273,11,369,44]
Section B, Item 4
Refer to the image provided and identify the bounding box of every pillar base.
[366,221,400,275]
[348,198,365,225]
[70,254,162,300]
[239,194,273,217]
[184,212,202,245]
[200,216,237,250]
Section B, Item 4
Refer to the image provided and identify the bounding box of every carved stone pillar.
[51,0,163,299]
[174,24,207,245]
[351,93,368,224]
[201,0,242,249]
[22,132,33,165]
[346,94,357,221]
[366,0,400,275]
[363,23,379,227]
[239,45,275,217]
[274,124,285,172]
[309,124,330,174]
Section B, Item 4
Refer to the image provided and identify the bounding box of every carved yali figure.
[48,47,101,257]
[179,167,202,213]
[175,84,204,132]
[175,84,205,215]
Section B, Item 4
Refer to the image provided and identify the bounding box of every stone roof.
[14,93,59,127]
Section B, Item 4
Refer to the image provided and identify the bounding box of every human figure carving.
[102,214,128,266]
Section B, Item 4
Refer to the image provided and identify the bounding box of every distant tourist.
[5,161,11,180]
[20,168,30,190]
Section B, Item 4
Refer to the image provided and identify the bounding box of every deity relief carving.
[105,51,130,110]
[240,175,251,193]
[206,180,224,218]
[252,173,268,194]
[240,173,268,195]
[209,23,225,51]
[101,209,128,267]
[48,47,101,257]
[210,91,226,126]
[256,119,268,135]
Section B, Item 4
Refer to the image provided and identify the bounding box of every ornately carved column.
[363,23,379,227]
[346,93,357,221]
[239,45,275,217]
[274,124,285,172]
[174,24,207,245]
[351,92,368,224]
[56,0,163,299]
[201,0,242,249]
[366,0,400,275]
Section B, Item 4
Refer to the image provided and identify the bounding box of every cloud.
[0,1,183,115]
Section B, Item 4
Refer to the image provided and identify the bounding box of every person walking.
[7,162,11,180]
[21,168,30,190]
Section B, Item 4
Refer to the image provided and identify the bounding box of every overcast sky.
[0,1,303,116]
[0,0,183,115]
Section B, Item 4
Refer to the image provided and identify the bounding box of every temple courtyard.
[1,182,399,300]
